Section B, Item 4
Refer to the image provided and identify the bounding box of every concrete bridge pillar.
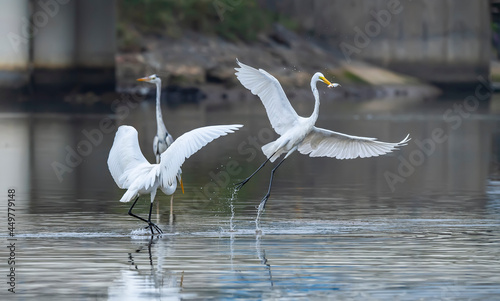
[76,0,116,92]
[32,0,77,90]
[260,0,491,87]
[0,0,116,95]
[0,0,30,90]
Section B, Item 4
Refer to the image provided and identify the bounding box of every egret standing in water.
[108,124,242,234]
[137,74,180,224]
[234,60,410,219]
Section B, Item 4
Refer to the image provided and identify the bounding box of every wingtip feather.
[399,134,411,146]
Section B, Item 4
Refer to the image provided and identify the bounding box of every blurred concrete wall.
[0,0,30,89]
[0,0,116,94]
[260,0,491,85]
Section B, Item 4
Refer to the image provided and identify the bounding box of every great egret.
[234,59,410,214]
[137,74,181,224]
[108,124,242,234]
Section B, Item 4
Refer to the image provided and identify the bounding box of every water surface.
[1,93,500,300]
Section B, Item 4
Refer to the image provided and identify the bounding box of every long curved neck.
[155,81,166,135]
[310,79,320,123]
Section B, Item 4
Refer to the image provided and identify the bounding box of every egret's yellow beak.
[319,76,332,86]
[180,178,184,194]
[320,76,341,88]
[137,77,149,82]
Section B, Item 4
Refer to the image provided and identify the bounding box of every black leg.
[147,235,153,266]
[258,157,286,212]
[128,196,149,223]
[147,202,155,235]
[235,151,279,191]
[128,196,162,234]
[147,201,163,234]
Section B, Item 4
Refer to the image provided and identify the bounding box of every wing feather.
[107,126,151,189]
[235,59,299,135]
[160,125,243,187]
[298,127,410,160]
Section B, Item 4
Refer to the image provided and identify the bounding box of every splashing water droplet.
[228,188,238,232]
[255,201,266,233]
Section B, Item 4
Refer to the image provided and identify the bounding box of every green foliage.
[342,70,370,84]
[214,1,271,41]
[117,22,142,51]
[491,72,500,83]
[118,0,297,43]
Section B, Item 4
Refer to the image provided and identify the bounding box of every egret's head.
[314,72,341,88]
[137,74,160,84]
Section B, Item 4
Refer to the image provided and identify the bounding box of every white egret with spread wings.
[234,60,410,216]
[108,124,242,234]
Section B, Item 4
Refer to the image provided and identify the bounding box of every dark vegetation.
[118,0,297,51]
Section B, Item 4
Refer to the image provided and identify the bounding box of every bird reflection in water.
[256,234,274,287]
[108,237,186,300]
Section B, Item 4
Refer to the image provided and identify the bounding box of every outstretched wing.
[298,127,410,159]
[160,124,243,187]
[108,125,150,189]
[235,59,299,135]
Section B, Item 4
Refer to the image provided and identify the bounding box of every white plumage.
[235,59,299,135]
[235,59,410,162]
[108,124,242,233]
[298,128,411,160]
[158,124,244,188]
[234,59,410,214]
[109,124,242,201]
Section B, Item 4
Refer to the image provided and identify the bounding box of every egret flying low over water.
[234,59,410,215]
[137,74,180,223]
[108,124,242,234]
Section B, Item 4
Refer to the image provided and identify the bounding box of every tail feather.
[119,188,138,203]
[262,141,282,162]
[261,141,274,159]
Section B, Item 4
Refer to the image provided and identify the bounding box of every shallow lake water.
[1,92,500,300]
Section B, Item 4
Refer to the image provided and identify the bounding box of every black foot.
[234,179,249,191]
[257,194,270,212]
[145,222,163,234]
